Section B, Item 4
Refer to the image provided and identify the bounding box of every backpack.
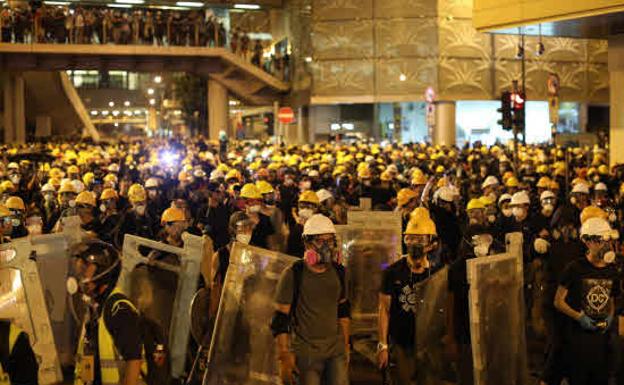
[288,259,346,324]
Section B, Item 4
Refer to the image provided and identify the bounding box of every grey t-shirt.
[275,263,344,357]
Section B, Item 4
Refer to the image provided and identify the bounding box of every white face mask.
[609,213,617,223]
[487,214,496,223]
[541,204,554,217]
[502,208,513,217]
[44,194,54,202]
[298,208,314,221]
[301,181,312,190]
[247,205,261,214]
[135,205,146,216]
[68,199,76,208]
[236,233,252,245]
[9,175,20,185]
[512,207,525,220]
[99,204,107,213]
[570,196,577,205]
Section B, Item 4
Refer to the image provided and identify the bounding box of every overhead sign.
[277,107,295,124]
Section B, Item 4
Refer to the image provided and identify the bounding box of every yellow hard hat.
[75,191,97,207]
[358,168,371,179]
[58,180,77,194]
[0,205,10,218]
[299,190,320,205]
[178,171,191,182]
[49,168,64,179]
[411,173,427,186]
[100,188,118,201]
[380,171,392,182]
[225,169,242,182]
[549,180,560,191]
[161,207,186,224]
[256,180,274,195]
[128,184,147,203]
[598,165,609,175]
[536,176,552,188]
[505,176,519,188]
[103,174,118,184]
[5,196,25,211]
[82,172,95,186]
[580,205,608,225]
[404,209,437,236]
[0,181,14,193]
[397,188,418,208]
[435,165,445,174]
[536,164,549,174]
[467,198,486,211]
[240,183,262,200]
[67,165,80,174]
[217,164,230,173]
[478,195,494,207]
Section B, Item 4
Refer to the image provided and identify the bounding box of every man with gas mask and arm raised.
[271,214,350,385]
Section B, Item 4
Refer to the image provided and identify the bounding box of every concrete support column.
[208,79,229,141]
[608,36,624,167]
[35,115,52,138]
[3,74,15,144]
[13,74,25,144]
[578,102,588,133]
[433,100,456,146]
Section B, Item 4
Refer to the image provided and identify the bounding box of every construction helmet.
[240,183,262,200]
[145,178,159,189]
[580,217,619,240]
[67,165,80,175]
[100,188,118,201]
[510,191,530,206]
[580,206,608,225]
[303,214,335,236]
[299,190,320,205]
[0,205,10,218]
[467,198,486,211]
[76,191,97,207]
[256,180,274,195]
[103,174,118,185]
[536,176,552,188]
[41,183,56,193]
[479,195,495,207]
[69,239,121,292]
[397,188,418,208]
[59,180,77,194]
[380,171,392,182]
[481,176,499,189]
[0,181,14,193]
[505,176,519,188]
[404,208,437,236]
[128,184,147,203]
[411,173,427,186]
[161,207,186,224]
[225,169,242,182]
[82,172,95,186]
[5,196,25,211]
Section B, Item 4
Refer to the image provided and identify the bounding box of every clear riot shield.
[204,242,297,385]
[335,225,401,335]
[119,233,203,380]
[347,211,402,255]
[0,237,63,384]
[467,232,528,385]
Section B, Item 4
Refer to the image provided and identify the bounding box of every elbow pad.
[270,311,291,337]
[337,300,351,319]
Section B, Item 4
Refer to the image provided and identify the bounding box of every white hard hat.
[145,177,159,188]
[580,217,619,239]
[510,191,530,206]
[435,186,456,203]
[571,183,590,194]
[498,193,512,205]
[540,190,557,201]
[204,152,215,161]
[387,164,398,173]
[41,183,56,193]
[594,182,608,192]
[303,214,336,236]
[71,180,85,194]
[481,175,499,189]
[316,189,333,203]
[209,169,224,181]
[365,155,374,163]
[308,170,320,178]
[7,162,19,170]
[108,163,120,173]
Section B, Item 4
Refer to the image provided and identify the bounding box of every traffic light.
[497,91,513,131]
[265,113,274,136]
[512,91,525,133]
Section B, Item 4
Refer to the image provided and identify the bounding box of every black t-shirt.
[0,320,38,385]
[380,257,431,349]
[559,257,621,322]
[448,255,471,344]
[250,213,275,249]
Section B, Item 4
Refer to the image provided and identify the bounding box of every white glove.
[474,245,489,257]
[533,238,550,254]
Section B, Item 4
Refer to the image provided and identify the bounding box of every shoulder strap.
[103,292,138,333]
[289,260,305,322]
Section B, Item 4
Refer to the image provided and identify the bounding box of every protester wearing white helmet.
[510,191,530,223]
[554,216,620,385]
[498,193,513,218]
[481,175,500,201]
[570,183,590,210]
[592,182,609,208]
[272,213,350,385]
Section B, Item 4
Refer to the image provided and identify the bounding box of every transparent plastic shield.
[335,226,401,335]
[346,211,402,255]
[120,233,203,379]
[467,232,527,385]
[0,238,63,384]
[204,243,297,385]
[414,266,450,380]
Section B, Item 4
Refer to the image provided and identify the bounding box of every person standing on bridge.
[0,6,12,43]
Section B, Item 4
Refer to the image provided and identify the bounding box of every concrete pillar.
[35,115,52,138]
[578,102,588,133]
[13,74,25,144]
[3,74,14,144]
[208,79,229,141]
[434,101,456,146]
[608,36,624,167]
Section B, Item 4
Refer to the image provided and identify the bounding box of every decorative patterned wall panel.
[547,61,587,101]
[439,18,491,59]
[587,40,608,63]
[438,57,492,99]
[438,0,473,18]
[311,60,375,95]
[536,37,588,63]
[230,11,271,33]
[374,0,437,18]
[312,20,374,60]
[376,58,437,95]
[376,18,438,58]
[587,63,609,103]
[312,0,373,20]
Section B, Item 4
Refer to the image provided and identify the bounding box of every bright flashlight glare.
[160,151,178,166]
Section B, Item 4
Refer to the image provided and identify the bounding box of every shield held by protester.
[203,242,297,385]
[466,232,528,385]
[119,233,203,381]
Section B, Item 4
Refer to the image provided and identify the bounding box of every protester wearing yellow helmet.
[99,188,121,245]
[239,183,275,249]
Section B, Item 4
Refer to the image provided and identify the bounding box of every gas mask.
[263,197,275,206]
[541,203,554,217]
[512,207,526,221]
[298,208,314,221]
[9,175,20,185]
[236,233,252,245]
[11,218,20,227]
[66,258,121,298]
[68,199,77,208]
[135,205,146,216]
[407,243,425,261]
[597,243,616,264]
[304,241,334,265]
[570,196,577,205]
[99,204,107,213]
[487,214,496,224]
[247,204,261,214]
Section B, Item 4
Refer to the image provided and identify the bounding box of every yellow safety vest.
[75,288,147,385]
[0,323,23,385]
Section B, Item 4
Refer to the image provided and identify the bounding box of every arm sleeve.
[8,332,39,385]
[107,303,143,361]
[380,268,393,295]
[274,267,294,305]
[558,262,576,289]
